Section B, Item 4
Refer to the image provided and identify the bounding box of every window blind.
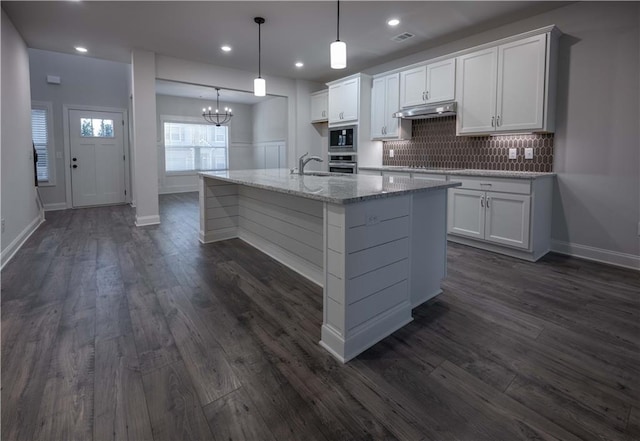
[31,108,49,182]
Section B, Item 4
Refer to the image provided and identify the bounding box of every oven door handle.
[328,162,357,167]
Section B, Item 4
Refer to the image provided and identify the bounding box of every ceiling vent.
[391,32,415,43]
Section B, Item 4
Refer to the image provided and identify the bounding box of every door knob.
[72,164,78,169]
[72,158,77,161]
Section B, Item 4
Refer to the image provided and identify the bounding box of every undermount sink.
[302,171,332,177]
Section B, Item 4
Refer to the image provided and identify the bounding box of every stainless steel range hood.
[393,102,456,120]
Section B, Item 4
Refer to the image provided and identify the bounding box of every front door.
[69,109,126,207]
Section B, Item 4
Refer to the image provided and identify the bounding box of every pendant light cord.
[258,20,262,78]
[336,0,340,41]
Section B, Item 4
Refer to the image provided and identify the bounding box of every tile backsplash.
[383,116,554,172]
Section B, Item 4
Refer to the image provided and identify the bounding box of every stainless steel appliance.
[328,154,357,174]
[393,102,457,120]
[329,125,357,154]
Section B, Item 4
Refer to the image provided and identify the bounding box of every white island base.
[199,172,452,362]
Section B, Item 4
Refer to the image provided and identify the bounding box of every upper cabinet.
[371,73,411,140]
[457,32,557,135]
[310,90,328,123]
[328,77,359,125]
[400,58,456,108]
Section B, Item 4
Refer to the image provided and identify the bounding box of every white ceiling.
[2,1,569,83]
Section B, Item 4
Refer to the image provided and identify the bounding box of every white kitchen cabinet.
[400,58,455,109]
[371,73,411,140]
[447,175,553,261]
[329,77,359,124]
[457,32,556,135]
[310,90,328,123]
[411,173,447,181]
[358,169,382,176]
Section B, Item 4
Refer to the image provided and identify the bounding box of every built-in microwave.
[329,125,357,153]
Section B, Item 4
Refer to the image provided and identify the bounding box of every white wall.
[252,96,287,143]
[364,1,640,268]
[155,94,252,193]
[1,10,43,267]
[28,48,130,208]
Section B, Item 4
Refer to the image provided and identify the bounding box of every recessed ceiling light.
[295,62,304,68]
[74,46,88,53]
[221,45,232,52]
[387,18,400,27]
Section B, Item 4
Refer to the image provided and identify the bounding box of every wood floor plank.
[430,360,584,441]
[203,386,276,441]
[94,335,154,441]
[156,285,242,406]
[141,360,214,441]
[33,307,95,441]
[125,281,182,373]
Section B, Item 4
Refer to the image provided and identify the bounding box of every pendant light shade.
[254,77,266,97]
[330,41,347,69]
[330,0,347,69]
[254,17,266,97]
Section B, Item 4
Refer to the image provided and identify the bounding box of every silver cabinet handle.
[480,183,492,187]
[486,197,491,208]
[425,90,429,100]
[491,116,495,127]
[496,115,501,127]
[480,196,484,207]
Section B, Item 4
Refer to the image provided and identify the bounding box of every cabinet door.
[457,47,498,134]
[484,192,531,249]
[370,77,386,139]
[400,65,427,108]
[341,78,359,122]
[425,58,455,103]
[384,73,401,137]
[328,83,343,124]
[447,188,485,239]
[310,91,328,122]
[496,34,546,132]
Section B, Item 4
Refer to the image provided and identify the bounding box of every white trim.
[1,215,45,270]
[63,104,130,208]
[135,214,161,227]
[43,202,68,212]
[551,240,640,271]
[31,101,56,186]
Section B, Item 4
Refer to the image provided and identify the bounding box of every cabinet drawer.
[447,176,531,194]
[411,173,447,181]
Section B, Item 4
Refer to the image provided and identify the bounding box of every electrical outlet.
[389,149,394,158]
[366,214,380,226]
[508,148,517,160]
[524,148,534,160]
[1,219,5,234]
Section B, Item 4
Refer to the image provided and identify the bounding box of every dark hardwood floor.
[2,192,638,441]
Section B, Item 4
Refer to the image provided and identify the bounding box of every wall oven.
[328,125,357,154]
[328,154,357,174]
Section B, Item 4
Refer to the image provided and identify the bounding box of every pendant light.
[330,0,346,69]
[202,88,233,126]
[254,17,266,97]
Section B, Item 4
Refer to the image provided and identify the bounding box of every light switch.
[508,148,517,160]
[389,149,394,158]
[524,148,534,160]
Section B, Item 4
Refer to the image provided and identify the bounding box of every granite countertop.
[200,169,460,204]
[360,166,555,179]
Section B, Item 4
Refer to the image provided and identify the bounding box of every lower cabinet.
[447,176,552,261]
[448,188,530,249]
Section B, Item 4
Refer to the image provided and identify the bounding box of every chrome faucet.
[298,152,324,174]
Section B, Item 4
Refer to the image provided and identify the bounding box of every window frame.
[31,101,56,186]
[160,115,230,176]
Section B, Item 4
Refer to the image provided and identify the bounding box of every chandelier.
[202,88,233,126]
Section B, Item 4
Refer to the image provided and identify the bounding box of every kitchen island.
[199,169,460,362]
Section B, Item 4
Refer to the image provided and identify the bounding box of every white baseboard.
[1,214,45,270]
[43,202,68,212]
[159,185,198,195]
[135,214,161,227]
[551,240,640,271]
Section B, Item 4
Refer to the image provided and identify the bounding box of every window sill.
[37,181,56,187]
